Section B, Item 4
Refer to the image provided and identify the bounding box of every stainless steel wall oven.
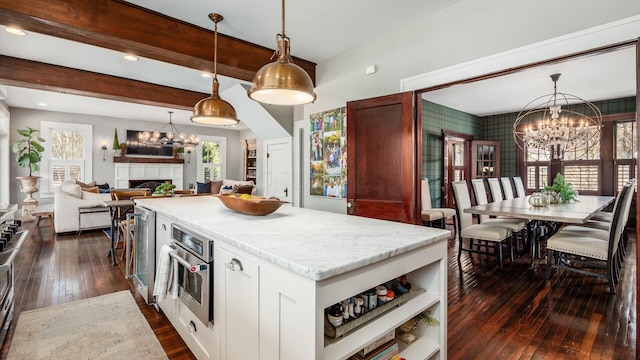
[170,224,214,325]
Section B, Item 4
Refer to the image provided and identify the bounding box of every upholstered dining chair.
[470,179,527,255]
[513,176,526,198]
[451,180,513,270]
[421,179,457,238]
[561,179,636,272]
[546,181,633,293]
[487,178,504,202]
[500,177,515,200]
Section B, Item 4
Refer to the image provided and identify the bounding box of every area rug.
[7,290,168,360]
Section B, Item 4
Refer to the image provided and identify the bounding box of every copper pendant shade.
[248,0,316,106]
[191,13,239,126]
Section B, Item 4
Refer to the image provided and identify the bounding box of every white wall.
[297,0,640,213]
[8,107,245,205]
[0,101,9,205]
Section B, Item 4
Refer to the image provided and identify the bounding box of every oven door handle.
[169,245,208,273]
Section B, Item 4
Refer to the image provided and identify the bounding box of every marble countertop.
[136,196,450,281]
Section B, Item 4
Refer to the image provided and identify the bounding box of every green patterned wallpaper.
[422,100,480,207]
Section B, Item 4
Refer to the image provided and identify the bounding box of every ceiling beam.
[0,55,208,110]
[0,0,316,84]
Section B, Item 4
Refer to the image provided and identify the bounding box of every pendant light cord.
[213,18,218,81]
[281,0,286,38]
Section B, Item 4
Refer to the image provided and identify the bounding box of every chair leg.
[497,242,503,271]
[545,249,554,280]
[457,236,463,265]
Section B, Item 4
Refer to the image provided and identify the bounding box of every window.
[196,135,226,182]
[524,145,549,191]
[615,121,637,191]
[41,122,93,197]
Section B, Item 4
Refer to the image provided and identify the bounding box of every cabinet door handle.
[161,224,166,231]
[226,258,244,272]
[189,320,197,333]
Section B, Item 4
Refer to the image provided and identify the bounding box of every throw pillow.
[75,179,97,188]
[210,180,224,194]
[61,181,83,198]
[233,184,254,195]
[82,186,99,193]
[97,182,110,190]
[196,181,211,194]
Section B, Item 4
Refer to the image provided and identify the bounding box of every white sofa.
[54,181,112,233]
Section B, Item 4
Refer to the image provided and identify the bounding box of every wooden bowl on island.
[214,194,288,216]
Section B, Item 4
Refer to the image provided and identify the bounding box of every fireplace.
[114,163,183,190]
[129,179,172,193]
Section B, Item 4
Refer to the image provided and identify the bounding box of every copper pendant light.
[191,13,239,125]
[248,0,316,106]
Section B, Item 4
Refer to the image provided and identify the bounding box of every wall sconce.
[187,148,192,164]
[101,144,107,161]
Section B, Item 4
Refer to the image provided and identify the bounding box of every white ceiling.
[0,1,636,125]
[423,46,637,116]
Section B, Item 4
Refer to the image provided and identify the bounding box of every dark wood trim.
[415,92,423,225]
[602,112,636,123]
[113,156,184,164]
[635,37,639,360]
[0,0,316,84]
[0,55,207,110]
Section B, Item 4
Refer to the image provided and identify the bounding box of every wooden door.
[471,140,501,180]
[346,92,416,224]
[442,131,473,209]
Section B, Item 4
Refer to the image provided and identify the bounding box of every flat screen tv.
[126,130,174,156]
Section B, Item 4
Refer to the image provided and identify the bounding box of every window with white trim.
[196,135,226,182]
[41,122,93,197]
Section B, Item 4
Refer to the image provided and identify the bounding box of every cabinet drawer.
[176,301,219,360]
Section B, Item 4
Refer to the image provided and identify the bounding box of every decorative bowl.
[214,194,288,216]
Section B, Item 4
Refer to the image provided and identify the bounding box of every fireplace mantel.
[113,156,184,164]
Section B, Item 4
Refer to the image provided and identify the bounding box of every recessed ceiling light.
[37,102,48,107]
[4,27,27,36]
[123,55,139,62]
[201,72,212,78]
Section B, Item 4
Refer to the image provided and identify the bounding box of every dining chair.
[487,178,504,202]
[451,180,513,270]
[546,181,633,293]
[500,177,515,200]
[111,188,151,269]
[421,179,457,238]
[513,176,526,198]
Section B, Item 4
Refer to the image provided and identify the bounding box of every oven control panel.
[171,225,213,262]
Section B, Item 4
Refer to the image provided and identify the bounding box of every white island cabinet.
[136,196,450,360]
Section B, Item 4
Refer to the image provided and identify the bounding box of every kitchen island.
[136,195,450,360]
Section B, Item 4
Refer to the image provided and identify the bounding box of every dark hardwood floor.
[0,219,635,359]
[448,229,637,359]
[0,220,195,360]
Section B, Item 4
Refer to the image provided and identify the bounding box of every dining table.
[464,195,615,268]
[101,199,136,266]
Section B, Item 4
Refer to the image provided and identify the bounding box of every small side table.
[32,203,55,233]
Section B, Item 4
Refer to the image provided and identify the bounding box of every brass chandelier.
[139,111,199,147]
[247,0,316,105]
[191,13,239,125]
[513,73,602,160]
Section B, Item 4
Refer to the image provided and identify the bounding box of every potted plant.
[153,181,176,196]
[12,126,45,215]
[544,173,578,203]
